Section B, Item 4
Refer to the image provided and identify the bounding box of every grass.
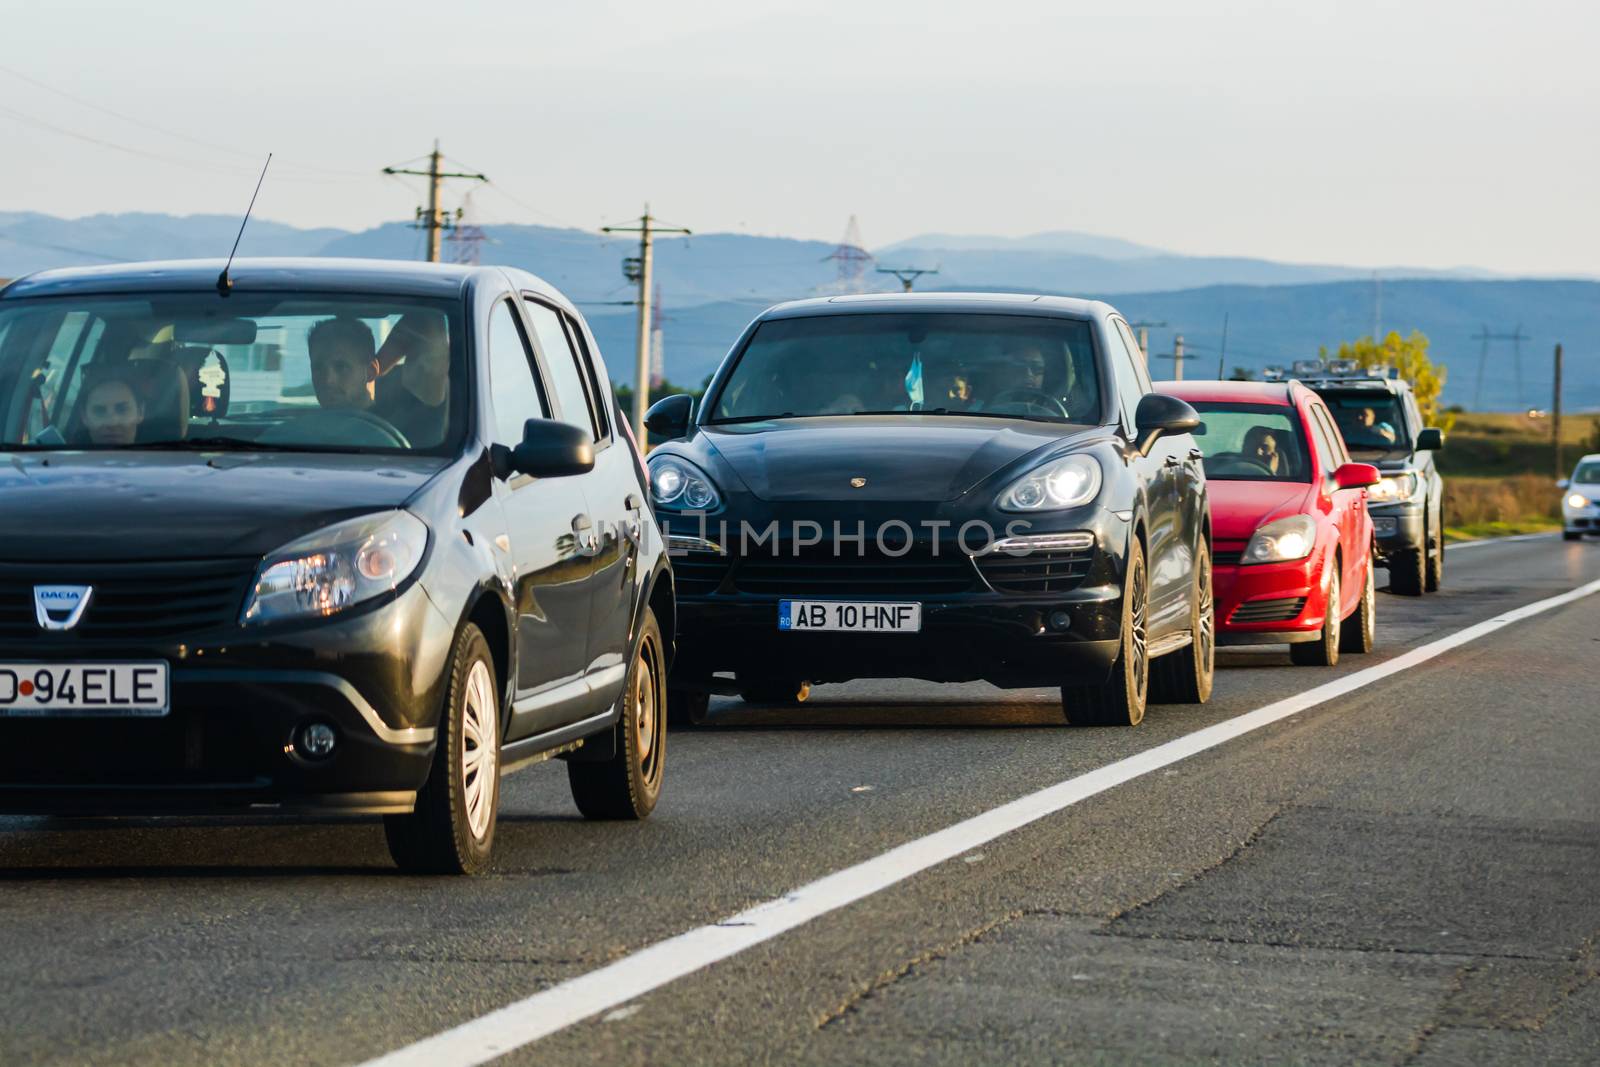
[1427,413,1594,541]
[1443,519,1560,544]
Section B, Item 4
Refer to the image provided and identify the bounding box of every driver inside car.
[79,366,146,446]
[308,316,380,412]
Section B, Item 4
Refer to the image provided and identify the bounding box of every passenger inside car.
[375,312,451,447]
[308,316,380,411]
[79,366,145,446]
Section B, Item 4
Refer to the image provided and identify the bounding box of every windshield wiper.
[706,412,799,425]
[136,436,342,453]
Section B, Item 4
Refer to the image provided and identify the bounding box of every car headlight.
[998,455,1102,512]
[649,456,722,510]
[1367,472,1420,504]
[242,511,429,625]
[1242,515,1318,564]
[1567,493,1590,509]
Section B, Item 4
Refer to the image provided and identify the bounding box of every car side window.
[523,298,600,440]
[487,299,549,446]
[562,311,611,442]
[1103,320,1143,430]
[1115,320,1154,393]
[1304,404,1340,476]
[1314,405,1350,466]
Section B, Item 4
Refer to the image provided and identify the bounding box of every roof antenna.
[217,153,272,296]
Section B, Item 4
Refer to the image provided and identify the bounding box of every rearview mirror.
[645,393,695,440]
[1557,478,1570,490]
[173,318,258,346]
[1416,427,1444,451]
[494,418,594,480]
[1334,462,1381,490]
[1133,393,1200,455]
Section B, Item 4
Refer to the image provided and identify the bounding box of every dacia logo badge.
[34,585,93,632]
[850,477,867,489]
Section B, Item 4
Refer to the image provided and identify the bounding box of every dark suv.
[1298,367,1444,595]
[0,259,673,874]
[645,294,1211,728]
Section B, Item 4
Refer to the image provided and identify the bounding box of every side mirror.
[1416,427,1444,451]
[494,418,594,480]
[1133,393,1200,455]
[645,394,694,440]
[1556,478,1570,490]
[1334,462,1381,490]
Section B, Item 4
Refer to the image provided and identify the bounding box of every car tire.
[568,609,668,820]
[666,687,711,728]
[736,677,811,705]
[1388,546,1425,597]
[1291,565,1341,667]
[1150,545,1213,704]
[1424,521,1443,592]
[384,622,501,875]
[1563,530,1583,542]
[1063,537,1148,726]
[1339,557,1376,654]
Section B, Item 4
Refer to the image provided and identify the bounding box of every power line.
[0,63,369,179]
[1471,324,1531,410]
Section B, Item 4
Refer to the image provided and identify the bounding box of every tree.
[1322,330,1452,432]
[1228,366,1256,381]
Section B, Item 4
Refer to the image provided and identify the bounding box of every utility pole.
[1128,320,1167,363]
[1215,312,1230,380]
[1552,343,1564,479]
[602,205,691,440]
[383,140,487,263]
[1156,334,1187,381]
[876,265,938,292]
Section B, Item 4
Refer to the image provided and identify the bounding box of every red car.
[1158,380,1380,666]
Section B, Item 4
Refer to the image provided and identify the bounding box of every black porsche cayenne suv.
[0,259,673,874]
[645,293,1213,727]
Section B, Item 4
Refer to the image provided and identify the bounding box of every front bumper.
[1213,545,1330,646]
[1563,496,1600,533]
[1368,504,1425,558]
[0,583,453,815]
[676,591,1123,689]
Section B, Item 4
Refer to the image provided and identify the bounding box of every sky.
[2,0,1596,275]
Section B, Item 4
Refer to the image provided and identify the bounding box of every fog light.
[297,722,338,760]
[1048,610,1073,632]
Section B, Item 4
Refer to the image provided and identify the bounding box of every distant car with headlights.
[1558,454,1600,540]
[645,293,1211,728]
[1292,363,1444,595]
[0,259,673,874]
[1159,380,1380,666]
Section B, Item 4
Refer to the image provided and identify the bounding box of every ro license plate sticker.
[778,601,922,633]
[0,662,170,717]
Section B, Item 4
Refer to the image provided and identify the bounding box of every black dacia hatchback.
[0,259,674,874]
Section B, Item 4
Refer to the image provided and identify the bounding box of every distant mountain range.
[3,212,1595,411]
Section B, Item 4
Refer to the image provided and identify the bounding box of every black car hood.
[700,416,1090,503]
[0,452,447,561]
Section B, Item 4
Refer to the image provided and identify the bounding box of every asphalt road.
[3,534,1598,1066]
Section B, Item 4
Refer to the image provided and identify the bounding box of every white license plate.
[778,600,922,633]
[0,662,169,717]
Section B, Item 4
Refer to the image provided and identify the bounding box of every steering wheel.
[987,388,1071,419]
[1211,455,1274,477]
[258,409,412,450]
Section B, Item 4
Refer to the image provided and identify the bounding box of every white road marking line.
[361,576,1600,1067]
[1446,532,1557,551]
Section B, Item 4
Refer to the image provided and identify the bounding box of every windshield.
[709,312,1102,424]
[1188,402,1311,482]
[1322,391,1407,456]
[0,293,466,454]
[1573,461,1600,485]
